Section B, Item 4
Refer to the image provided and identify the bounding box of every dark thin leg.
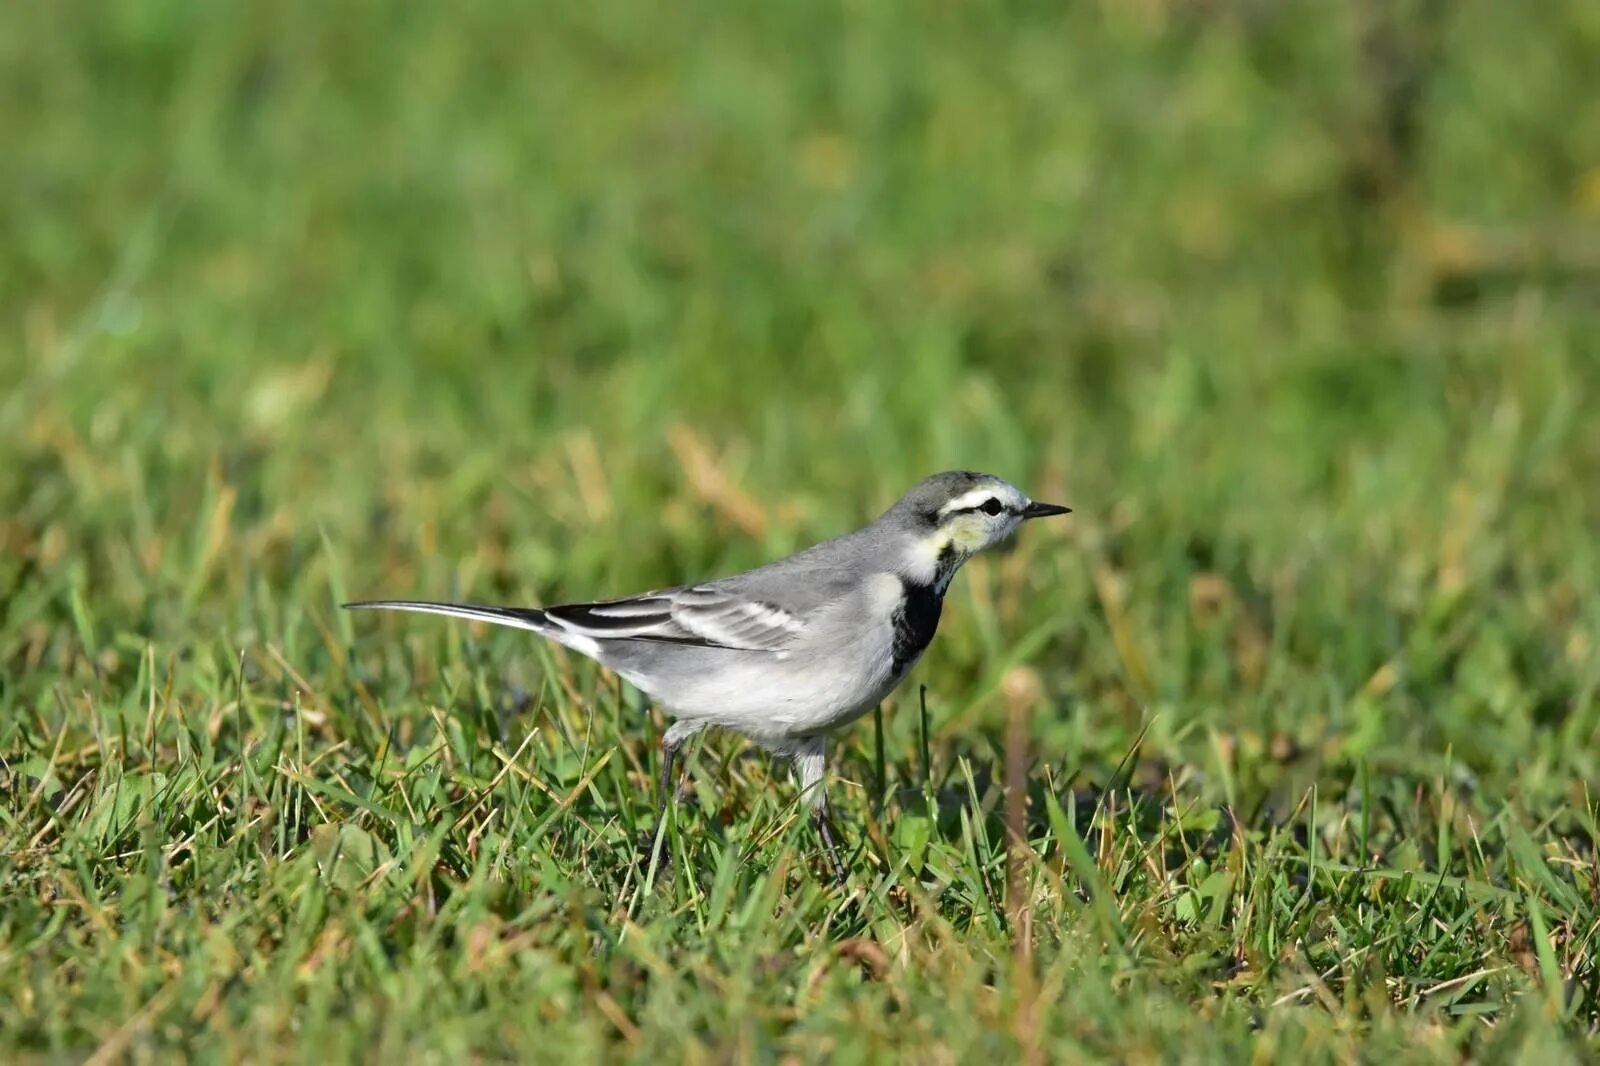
[638,733,681,875]
[657,734,680,820]
[813,809,849,885]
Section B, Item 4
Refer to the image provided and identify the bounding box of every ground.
[3,1,1600,1061]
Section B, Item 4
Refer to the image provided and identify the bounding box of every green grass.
[4,0,1600,1060]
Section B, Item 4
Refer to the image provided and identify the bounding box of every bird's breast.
[889,579,943,677]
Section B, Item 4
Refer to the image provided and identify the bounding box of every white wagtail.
[346,471,1070,880]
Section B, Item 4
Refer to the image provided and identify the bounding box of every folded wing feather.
[543,586,805,653]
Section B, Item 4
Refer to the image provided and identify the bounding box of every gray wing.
[346,528,887,655]
[546,585,806,652]
[556,527,881,652]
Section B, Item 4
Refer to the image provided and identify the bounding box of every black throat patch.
[890,579,944,676]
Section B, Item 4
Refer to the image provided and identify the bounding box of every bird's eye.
[979,497,1004,516]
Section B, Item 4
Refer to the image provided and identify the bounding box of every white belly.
[615,573,920,750]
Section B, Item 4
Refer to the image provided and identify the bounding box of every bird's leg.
[657,732,680,825]
[813,809,848,886]
[640,720,700,874]
[795,739,848,885]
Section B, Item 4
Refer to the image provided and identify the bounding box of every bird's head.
[883,471,1071,588]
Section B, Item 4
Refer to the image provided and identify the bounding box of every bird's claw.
[635,825,673,881]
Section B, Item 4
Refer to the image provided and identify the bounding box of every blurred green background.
[4,0,1600,1060]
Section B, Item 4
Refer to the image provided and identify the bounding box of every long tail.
[342,600,576,643]
[345,599,614,658]
[345,595,747,654]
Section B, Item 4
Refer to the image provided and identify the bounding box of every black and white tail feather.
[344,585,806,657]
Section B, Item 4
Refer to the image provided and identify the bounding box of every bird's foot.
[635,824,674,881]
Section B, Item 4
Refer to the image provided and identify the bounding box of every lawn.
[4,0,1600,1061]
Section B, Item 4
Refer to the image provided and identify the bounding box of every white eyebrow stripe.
[937,487,1008,516]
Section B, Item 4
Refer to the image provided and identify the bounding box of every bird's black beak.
[1021,501,1072,519]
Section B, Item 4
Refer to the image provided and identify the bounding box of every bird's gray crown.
[879,471,1013,527]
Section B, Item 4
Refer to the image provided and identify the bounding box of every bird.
[345,470,1070,881]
